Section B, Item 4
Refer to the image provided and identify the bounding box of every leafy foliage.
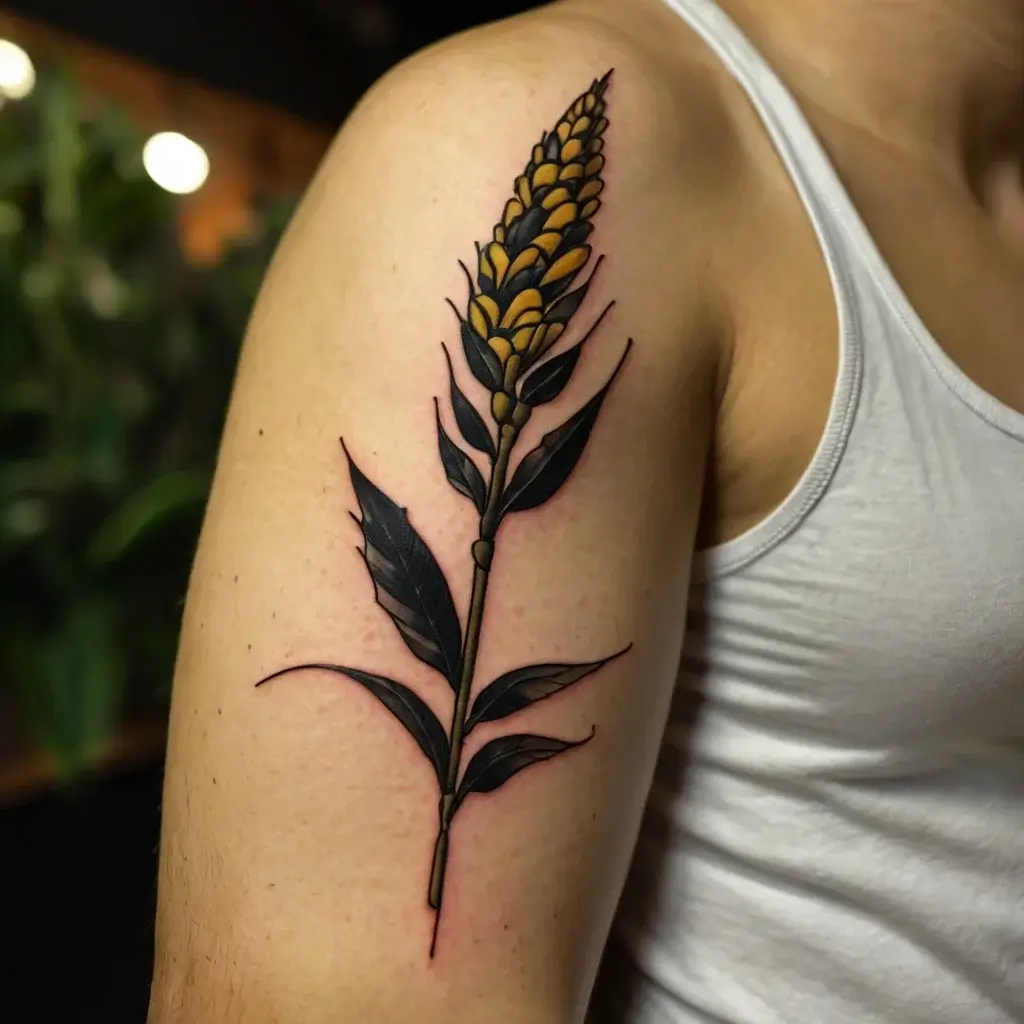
[435,399,487,512]
[344,443,464,687]
[0,65,295,776]
[466,646,631,731]
[500,339,633,516]
[454,732,594,812]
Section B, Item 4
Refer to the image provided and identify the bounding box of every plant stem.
[428,423,517,954]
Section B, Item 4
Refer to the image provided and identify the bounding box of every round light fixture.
[0,39,36,100]
[142,131,210,195]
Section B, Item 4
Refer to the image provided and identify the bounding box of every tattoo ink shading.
[257,70,633,957]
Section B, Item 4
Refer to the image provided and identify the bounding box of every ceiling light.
[142,132,209,195]
[0,39,35,100]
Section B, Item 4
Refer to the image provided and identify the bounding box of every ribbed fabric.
[592,2,1024,1021]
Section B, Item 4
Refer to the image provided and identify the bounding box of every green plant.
[0,62,294,777]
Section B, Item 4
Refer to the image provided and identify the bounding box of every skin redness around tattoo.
[257,70,633,957]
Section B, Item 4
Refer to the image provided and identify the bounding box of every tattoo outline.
[257,70,632,957]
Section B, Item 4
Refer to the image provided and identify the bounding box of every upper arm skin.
[149,16,728,1024]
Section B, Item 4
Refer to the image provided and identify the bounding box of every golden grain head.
[460,71,612,405]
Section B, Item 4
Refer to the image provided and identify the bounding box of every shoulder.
[296,2,748,385]
[335,0,744,200]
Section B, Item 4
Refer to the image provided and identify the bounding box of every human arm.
[148,21,727,1024]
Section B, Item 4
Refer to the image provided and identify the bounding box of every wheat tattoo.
[257,70,632,957]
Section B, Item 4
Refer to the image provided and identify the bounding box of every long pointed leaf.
[443,345,496,457]
[454,731,594,812]
[447,299,503,391]
[518,302,615,407]
[256,663,449,787]
[342,441,463,688]
[435,400,487,513]
[500,339,632,517]
[466,645,630,732]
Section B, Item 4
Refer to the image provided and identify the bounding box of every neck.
[715,0,1024,185]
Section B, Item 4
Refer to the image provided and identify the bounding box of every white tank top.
[593,2,1024,1022]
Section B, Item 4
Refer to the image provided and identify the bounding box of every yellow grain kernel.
[478,249,495,280]
[505,247,539,281]
[485,242,510,285]
[531,163,559,188]
[541,186,573,210]
[503,198,524,227]
[475,294,500,327]
[533,232,562,256]
[573,97,586,117]
[556,120,572,142]
[512,325,535,353]
[559,163,584,181]
[580,199,600,218]
[584,92,596,112]
[585,155,605,176]
[504,353,522,389]
[538,322,564,351]
[469,300,490,338]
[539,246,590,286]
[544,202,578,231]
[516,175,531,206]
[588,137,604,154]
[527,323,549,357]
[560,137,583,162]
[571,115,592,137]
[593,117,608,135]
[494,225,505,243]
[577,179,603,201]
[530,322,563,359]
[488,336,514,365]
[533,144,545,163]
[500,288,543,329]
[492,392,512,423]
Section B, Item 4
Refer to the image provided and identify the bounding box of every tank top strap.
[659,0,875,259]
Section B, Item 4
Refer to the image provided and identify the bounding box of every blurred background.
[0,1,536,1017]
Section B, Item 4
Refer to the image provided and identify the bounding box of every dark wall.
[0,769,164,1021]
[5,0,543,125]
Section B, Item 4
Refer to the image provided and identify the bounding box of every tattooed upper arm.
[151,28,724,1024]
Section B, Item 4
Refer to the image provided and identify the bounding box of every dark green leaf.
[466,645,630,731]
[87,469,211,565]
[15,600,125,778]
[519,346,580,407]
[435,399,487,513]
[448,300,502,391]
[442,345,495,457]
[343,441,463,688]
[256,663,450,787]
[454,731,594,812]
[519,301,614,406]
[500,339,632,516]
[555,221,594,256]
